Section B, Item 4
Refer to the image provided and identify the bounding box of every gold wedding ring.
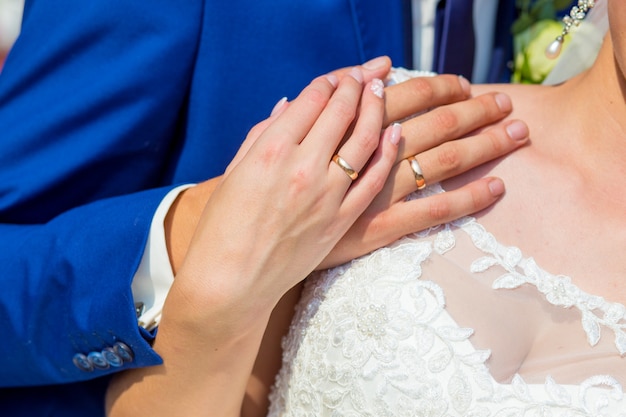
[332,154,358,181]
[406,155,426,190]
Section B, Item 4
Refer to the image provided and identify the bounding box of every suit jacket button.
[113,341,134,363]
[102,347,123,367]
[88,351,110,370]
[72,353,94,372]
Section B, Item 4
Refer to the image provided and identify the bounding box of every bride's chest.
[271,221,626,416]
[474,153,626,306]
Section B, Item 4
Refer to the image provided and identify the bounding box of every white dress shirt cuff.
[132,184,195,331]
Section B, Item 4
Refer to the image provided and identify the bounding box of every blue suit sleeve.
[0,0,203,386]
[0,189,168,386]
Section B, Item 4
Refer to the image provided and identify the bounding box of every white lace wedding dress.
[268,64,626,415]
[267,186,626,416]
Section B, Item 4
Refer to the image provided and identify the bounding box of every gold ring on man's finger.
[332,154,358,181]
[406,155,426,190]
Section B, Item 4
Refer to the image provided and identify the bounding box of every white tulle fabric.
[268,184,626,415]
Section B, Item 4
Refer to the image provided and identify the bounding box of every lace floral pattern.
[268,213,626,416]
[466,219,626,354]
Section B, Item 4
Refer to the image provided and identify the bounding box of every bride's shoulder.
[442,81,557,215]
[472,82,562,151]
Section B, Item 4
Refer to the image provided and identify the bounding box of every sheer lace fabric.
[268,185,626,416]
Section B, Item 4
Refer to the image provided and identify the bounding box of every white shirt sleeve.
[411,0,438,73]
[132,184,195,331]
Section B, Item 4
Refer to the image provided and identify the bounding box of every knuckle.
[478,93,503,117]
[303,85,330,108]
[288,166,316,196]
[331,97,357,121]
[428,199,452,222]
[431,108,459,131]
[409,77,435,102]
[471,187,487,210]
[437,143,462,171]
[355,126,380,154]
[486,130,506,154]
[258,141,289,165]
[367,174,386,195]
[436,74,463,97]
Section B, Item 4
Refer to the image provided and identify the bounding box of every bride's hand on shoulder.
[320,75,530,269]
[174,67,398,323]
[107,68,396,417]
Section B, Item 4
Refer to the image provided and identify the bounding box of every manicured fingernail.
[363,56,387,70]
[326,74,339,88]
[389,123,402,145]
[505,120,529,141]
[488,178,505,196]
[270,97,288,116]
[458,75,471,95]
[349,67,363,84]
[370,78,384,98]
[495,93,512,112]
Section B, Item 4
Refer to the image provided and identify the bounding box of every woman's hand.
[107,68,397,417]
[163,57,395,275]
[183,70,398,309]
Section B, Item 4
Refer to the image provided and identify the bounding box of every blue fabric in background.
[0,1,407,414]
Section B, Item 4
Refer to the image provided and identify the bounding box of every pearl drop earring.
[545,0,596,59]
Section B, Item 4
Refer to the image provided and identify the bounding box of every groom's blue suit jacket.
[0,0,409,414]
[0,0,518,413]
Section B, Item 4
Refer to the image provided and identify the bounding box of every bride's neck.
[563,36,626,145]
[549,35,626,175]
